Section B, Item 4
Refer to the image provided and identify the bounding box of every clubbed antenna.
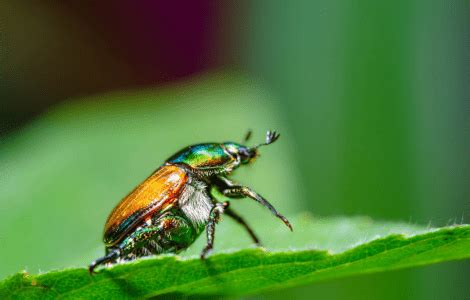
[254,130,280,149]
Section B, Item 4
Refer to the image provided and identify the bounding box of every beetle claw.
[279,215,293,231]
[88,262,98,275]
[200,246,212,260]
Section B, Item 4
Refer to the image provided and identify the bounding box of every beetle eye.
[240,148,249,157]
[239,148,254,163]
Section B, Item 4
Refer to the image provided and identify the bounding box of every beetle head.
[223,130,280,165]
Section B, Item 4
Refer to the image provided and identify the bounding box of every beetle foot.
[278,215,293,231]
[88,262,98,275]
[200,244,213,260]
[88,249,120,275]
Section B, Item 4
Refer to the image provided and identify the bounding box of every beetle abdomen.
[103,165,188,246]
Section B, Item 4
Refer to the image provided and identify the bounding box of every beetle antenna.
[243,129,253,143]
[254,130,280,149]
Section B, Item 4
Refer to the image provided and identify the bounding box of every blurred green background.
[1,1,469,299]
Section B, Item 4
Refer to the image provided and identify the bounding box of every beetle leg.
[89,214,198,274]
[119,225,165,255]
[225,207,262,246]
[200,201,229,259]
[120,214,198,255]
[214,176,293,231]
[89,249,120,274]
[88,223,165,274]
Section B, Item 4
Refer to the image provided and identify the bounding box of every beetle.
[89,130,292,273]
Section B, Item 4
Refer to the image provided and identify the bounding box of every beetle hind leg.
[88,223,165,274]
[89,214,199,273]
[88,248,120,274]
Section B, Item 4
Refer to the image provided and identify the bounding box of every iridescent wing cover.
[103,165,188,246]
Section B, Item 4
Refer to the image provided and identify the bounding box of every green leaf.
[1,216,469,299]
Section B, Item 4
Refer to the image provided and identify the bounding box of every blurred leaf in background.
[237,0,470,298]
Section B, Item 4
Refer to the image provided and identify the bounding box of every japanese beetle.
[89,130,292,273]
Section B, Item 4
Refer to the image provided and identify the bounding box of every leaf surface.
[1,216,468,299]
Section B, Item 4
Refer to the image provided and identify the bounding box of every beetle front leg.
[214,176,293,231]
[200,201,229,259]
